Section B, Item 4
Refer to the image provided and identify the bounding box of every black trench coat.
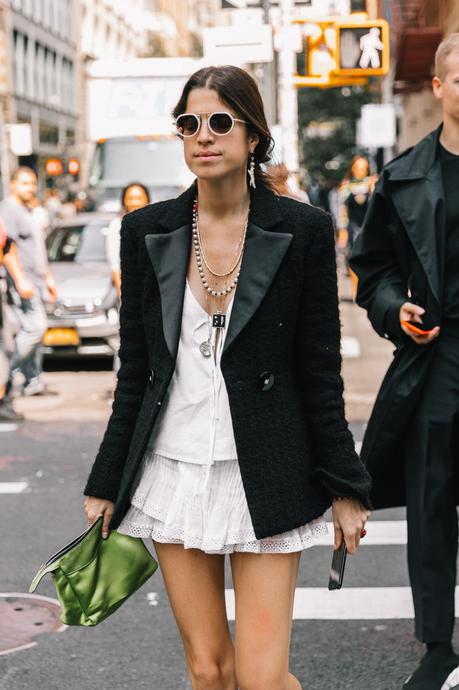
[350,125,450,509]
[84,181,371,538]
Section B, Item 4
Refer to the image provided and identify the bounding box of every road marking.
[319,520,407,546]
[341,336,361,358]
[0,424,18,432]
[224,587,459,621]
[0,482,28,494]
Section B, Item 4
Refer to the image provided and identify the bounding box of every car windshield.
[46,220,110,262]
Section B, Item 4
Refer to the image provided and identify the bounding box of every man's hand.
[400,302,440,345]
[15,276,35,299]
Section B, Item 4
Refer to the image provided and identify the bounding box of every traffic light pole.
[278,0,299,173]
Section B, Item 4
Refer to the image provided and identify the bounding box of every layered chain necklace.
[192,197,249,357]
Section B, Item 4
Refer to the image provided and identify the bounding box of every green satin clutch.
[29,517,158,626]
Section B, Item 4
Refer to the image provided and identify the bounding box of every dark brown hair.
[173,65,275,191]
[344,155,370,181]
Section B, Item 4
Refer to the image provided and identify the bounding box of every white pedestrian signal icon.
[359,28,384,69]
[335,21,389,77]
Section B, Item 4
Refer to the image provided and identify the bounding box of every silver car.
[43,213,119,357]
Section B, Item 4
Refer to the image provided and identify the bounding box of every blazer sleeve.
[84,214,149,501]
[350,174,407,346]
[299,213,372,508]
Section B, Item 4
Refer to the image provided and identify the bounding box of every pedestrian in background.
[105,182,150,382]
[338,155,376,269]
[0,167,58,398]
[84,64,371,690]
[44,188,62,228]
[28,193,50,236]
[266,162,310,203]
[105,182,151,300]
[351,33,459,690]
[0,219,33,421]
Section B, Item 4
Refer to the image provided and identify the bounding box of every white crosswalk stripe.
[0,424,18,432]
[0,482,28,493]
[224,586,459,622]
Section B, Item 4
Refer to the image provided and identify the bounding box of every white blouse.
[148,280,238,465]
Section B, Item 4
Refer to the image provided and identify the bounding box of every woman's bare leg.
[153,541,236,690]
[230,550,302,690]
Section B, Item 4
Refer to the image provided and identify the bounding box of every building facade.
[146,0,223,58]
[80,0,150,60]
[385,0,459,150]
[5,0,79,188]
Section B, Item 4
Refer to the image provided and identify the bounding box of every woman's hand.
[332,498,371,555]
[83,496,115,539]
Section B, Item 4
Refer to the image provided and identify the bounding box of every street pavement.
[1,275,458,690]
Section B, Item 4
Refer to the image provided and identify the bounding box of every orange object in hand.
[401,320,434,336]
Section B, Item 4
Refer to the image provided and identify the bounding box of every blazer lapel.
[223,222,292,353]
[144,224,191,360]
[143,180,293,358]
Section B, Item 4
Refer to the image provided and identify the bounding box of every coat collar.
[156,179,284,232]
[387,125,442,182]
[387,124,445,304]
[145,181,291,360]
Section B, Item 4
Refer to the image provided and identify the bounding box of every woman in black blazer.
[84,65,371,690]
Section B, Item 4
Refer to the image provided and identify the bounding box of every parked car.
[43,213,119,357]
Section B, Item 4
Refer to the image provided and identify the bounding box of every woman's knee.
[188,653,236,690]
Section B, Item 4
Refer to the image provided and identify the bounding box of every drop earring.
[248,151,256,189]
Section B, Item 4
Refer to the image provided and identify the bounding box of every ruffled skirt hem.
[117,451,328,555]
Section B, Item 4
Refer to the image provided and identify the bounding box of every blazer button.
[259,371,275,391]
[148,370,155,387]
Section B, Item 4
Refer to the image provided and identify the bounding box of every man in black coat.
[351,34,459,690]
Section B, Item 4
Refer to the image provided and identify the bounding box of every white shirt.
[149,281,238,464]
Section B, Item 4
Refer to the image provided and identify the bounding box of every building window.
[39,120,59,146]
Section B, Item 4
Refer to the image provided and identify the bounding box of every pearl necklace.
[192,198,249,298]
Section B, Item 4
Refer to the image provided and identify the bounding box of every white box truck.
[85,57,205,211]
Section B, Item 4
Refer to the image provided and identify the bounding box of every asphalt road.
[1,282,458,690]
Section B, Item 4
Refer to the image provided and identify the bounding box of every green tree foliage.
[297,84,377,183]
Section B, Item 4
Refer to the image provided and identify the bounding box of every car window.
[46,221,109,262]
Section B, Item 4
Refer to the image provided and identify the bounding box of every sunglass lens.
[176,115,199,136]
[209,113,233,134]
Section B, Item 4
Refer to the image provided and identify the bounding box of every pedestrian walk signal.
[335,20,389,77]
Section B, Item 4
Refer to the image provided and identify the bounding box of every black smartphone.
[328,541,347,590]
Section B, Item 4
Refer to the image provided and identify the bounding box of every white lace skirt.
[117,449,328,554]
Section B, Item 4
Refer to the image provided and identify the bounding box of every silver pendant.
[199,340,212,357]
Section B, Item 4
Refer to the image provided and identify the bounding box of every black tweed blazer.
[84,181,371,538]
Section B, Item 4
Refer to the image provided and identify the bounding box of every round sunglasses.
[174,112,248,138]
